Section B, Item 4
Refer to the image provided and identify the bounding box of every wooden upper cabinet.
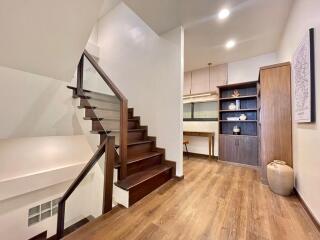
[184,72,192,95]
[210,64,227,92]
[191,68,210,94]
[184,64,228,96]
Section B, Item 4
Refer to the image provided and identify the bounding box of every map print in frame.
[292,28,316,123]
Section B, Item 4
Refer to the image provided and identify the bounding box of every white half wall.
[0,135,92,182]
[277,0,320,224]
[228,53,277,84]
[0,181,71,240]
[97,3,184,176]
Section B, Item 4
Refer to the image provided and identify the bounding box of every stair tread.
[84,117,120,121]
[114,151,162,168]
[127,139,153,146]
[115,140,153,148]
[79,105,120,111]
[82,94,119,103]
[128,118,139,121]
[115,164,171,190]
[67,85,90,93]
[90,128,145,134]
[90,130,113,134]
[67,86,116,99]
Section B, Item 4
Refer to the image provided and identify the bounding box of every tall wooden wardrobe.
[259,62,292,183]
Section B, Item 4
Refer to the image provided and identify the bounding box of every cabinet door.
[210,64,227,92]
[238,136,258,166]
[184,72,192,95]
[219,135,237,162]
[191,68,210,94]
[260,64,292,181]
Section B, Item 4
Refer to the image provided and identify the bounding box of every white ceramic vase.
[267,160,294,196]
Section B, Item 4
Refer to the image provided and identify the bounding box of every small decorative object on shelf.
[267,160,294,196]
[232,89,240,97]
[228,103,236,110]
[227,117,240,121]
[239,114,247,121]
[236,100,241,110]
[233,125,241,135]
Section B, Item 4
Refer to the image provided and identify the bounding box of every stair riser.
[128,130,145,142]
[128,110,133,119]
[127,155,162,176]
[128,142,153,157]
[92,120,120,131]
[129,168,172,206]
[85,108,120,120]
[128,120,139,129]
[80,99,120,111]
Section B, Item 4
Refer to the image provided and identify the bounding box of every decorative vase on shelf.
[232,89,240,97]
[239,114,247,121]
[235,100,241,110]
[267,160,294,196]
[228,103,236,110]
[233,125,241,135]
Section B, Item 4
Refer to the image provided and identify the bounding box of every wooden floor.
[64,157,320,240]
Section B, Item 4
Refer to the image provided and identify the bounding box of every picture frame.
[292,28,316,123]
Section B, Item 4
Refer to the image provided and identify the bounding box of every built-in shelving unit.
[218,81,259,166]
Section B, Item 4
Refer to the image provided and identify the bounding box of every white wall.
[277,0,320,224]
[228,53,277,84]
[0,66,84,139]
[97,3,184,176]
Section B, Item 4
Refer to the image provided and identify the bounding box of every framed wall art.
[292,28,316,123]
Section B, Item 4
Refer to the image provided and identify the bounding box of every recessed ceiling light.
[218,9,230,20]
[225,40,236,49]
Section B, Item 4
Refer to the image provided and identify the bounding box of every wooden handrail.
[80,50,128,180]
[56,136,115,239]
[83,50,127,101]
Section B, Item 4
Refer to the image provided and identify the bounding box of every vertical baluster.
[56,201,65,239]
[119,100,128,180]
[103,136,115,213]
[77,54,84,96]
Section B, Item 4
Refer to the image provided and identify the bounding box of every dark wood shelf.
[219,120,257,122]
[220,133,258,137]
[219,95,257,101]
[219,109,257,112]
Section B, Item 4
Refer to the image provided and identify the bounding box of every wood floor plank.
[63,157,320,240]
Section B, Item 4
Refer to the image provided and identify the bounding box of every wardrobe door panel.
[260,63,292,183]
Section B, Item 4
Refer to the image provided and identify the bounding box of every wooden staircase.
[70,87,173,206]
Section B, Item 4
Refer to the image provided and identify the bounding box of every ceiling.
[0,0,104,81]
[124,0,294,71]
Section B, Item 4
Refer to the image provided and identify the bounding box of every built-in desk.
[183,131,215,159]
